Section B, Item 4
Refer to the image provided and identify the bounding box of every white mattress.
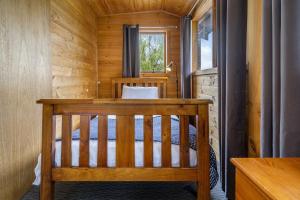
[33,140,197,185]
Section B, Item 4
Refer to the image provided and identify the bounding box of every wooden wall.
[247,0,262,157]
[51,0,98,99]
[97,11,180,98]
[50,0,98,136]
[0,0,52,199]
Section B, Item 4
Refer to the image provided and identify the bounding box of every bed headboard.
[111,77,168,98]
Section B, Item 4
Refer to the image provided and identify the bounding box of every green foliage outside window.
[139,33,165,73]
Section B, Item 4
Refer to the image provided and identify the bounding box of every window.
[139,32,166,73]
[197,9,214,70]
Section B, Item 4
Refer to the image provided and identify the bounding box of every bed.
[36,77,216,200]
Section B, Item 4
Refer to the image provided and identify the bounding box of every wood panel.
[232,158,300,200]
[88,0,198,17]
[98,11,180,98]
[235,169,271,200]
[51,0,98,99]
[247,0,262,157]
[0,0,52,199]
[50,0,98,139]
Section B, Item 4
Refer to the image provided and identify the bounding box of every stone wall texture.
[193,68,219,160]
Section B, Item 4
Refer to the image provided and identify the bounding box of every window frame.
[139,30,167,74]
[197,8,214,70]
[191,0,217,72]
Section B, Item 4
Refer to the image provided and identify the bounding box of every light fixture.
[166,61,174,72]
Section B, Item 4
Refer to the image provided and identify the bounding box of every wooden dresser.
[231,158,300,200]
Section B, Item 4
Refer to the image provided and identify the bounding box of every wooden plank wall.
[51,0,98,99]
[97,11,180,98]
[247,0,262,157]
[0,0,52,199]
[50,0,98,137]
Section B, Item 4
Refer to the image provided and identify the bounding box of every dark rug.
[22,182,226,200]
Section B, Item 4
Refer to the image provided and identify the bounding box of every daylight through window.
[139,32,166,73]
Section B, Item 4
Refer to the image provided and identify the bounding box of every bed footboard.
[37,99,212,200]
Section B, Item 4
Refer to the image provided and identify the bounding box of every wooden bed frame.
[38,78,211,200]
[111,77,168,98]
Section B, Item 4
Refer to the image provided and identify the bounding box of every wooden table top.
[232,158,300,200]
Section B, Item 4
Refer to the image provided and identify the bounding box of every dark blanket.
[70,116,218,189]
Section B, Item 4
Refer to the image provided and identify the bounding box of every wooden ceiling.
[87,0,199,17]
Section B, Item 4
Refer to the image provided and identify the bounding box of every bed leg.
[40,104,55,200]
[197,105,210,200]
[40,179,54,200]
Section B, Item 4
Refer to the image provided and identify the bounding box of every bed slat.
[61,115,72,167]
[117,83,122,98]
[180,116,190,167]
[98,115,108,167]
[116,116,135,167]
[162,115,171,167]
[80,115,90,167]
[111,78,168,98]
[144,116,153,167]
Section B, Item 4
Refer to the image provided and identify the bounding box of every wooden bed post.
[40,104,55,200]
[197,104,210,200]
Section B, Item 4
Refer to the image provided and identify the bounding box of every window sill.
[193,67,218,76]
[140,73,168,77]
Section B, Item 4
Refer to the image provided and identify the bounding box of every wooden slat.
[54,104,198,116]
[117,83,122,98]
[163,82,167,98]
[110,77,168,98]
[98,115,108,167]
[61,115,72,167]
[116,116,135,167]
[52,168,198,182]
[144,116,153,167]
[40,105,56,200]
[112,80,116,98]
[80,115,91,167]
[162,115,171,167]
[180,115,190,167]
[197,105,210,200]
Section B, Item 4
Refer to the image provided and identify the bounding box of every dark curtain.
[261,0,300,157]
[180,16,192,98]
[217,0,247,199]
[123,24,140,77]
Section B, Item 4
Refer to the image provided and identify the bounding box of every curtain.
[180,16,192,98]
[123,24,140,77]
[217,0,247,199]
[261,0,300,157]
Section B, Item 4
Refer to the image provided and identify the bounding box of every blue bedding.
[71,116,219,189]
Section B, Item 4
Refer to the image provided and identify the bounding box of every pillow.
[122,86,159,99]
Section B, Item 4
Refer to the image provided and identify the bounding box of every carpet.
[22,182,226,200]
